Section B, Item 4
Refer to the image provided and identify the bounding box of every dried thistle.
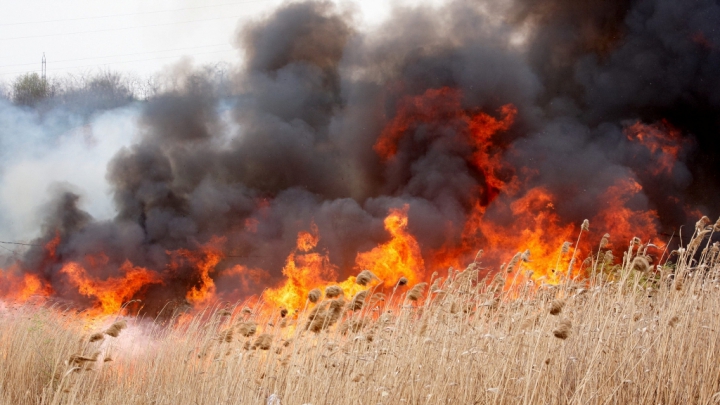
[553,319,571,340]
[356,270,377,286]
[397,277,408,286]
[308,288,322,303]
[407,282,428,301]
[104,320,127,338]
[549,299,565,316]
[325,285,343,298]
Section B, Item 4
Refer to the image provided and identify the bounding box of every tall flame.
[355,205,424,286]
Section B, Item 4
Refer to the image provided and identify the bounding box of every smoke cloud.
[2,0,718,311]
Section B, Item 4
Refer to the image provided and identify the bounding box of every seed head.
[103,320,127,338]
[407,282,428,302]
[474,249,483,263]
[253,333,273,350]
[553,319,571,340]
[549,299,565,316]
[696,216,711,232]
[581,219,590,231]
[308,288,321,303]
[600,233,610,249]
[237,321,257,337]
[397,277,408,286]
[325,285,343,298]
[520,249,531,262]
[349,291,368,311]
[89,333,104,343]
[356,270,377,286]
[603,250,614,264]
[561,242,571,254]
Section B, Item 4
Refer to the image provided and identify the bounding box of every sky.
[0,0,405,85]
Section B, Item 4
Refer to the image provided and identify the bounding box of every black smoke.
[10,0,720,311]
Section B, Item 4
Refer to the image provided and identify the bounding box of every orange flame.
[626,120,685,176]
[355,205,425,286]
[168,237,225,307]
[60,260,162,314]
[0,265,53,303]
[263,222,339,310]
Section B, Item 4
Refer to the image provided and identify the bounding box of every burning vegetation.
[0,0,718,322]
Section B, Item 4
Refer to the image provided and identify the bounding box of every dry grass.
[2,230,720,404]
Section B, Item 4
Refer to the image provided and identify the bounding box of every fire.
[0,87,693,313]
[60,260,162,314]
[626,121,685,176]
[264,207,426,310]
[263,223,340,310]
[375,86,516,205]
[355,205,425,287]
[591,179,661,248]
[168,237,225,307]
[0,266,53,302]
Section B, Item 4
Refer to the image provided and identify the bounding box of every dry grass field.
[2,225,720,405]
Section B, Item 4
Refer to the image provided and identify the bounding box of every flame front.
[0,86,691,313]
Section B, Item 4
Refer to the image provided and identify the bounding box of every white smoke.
[0,100,141,244]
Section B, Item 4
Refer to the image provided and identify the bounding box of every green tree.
[12,73,49,106]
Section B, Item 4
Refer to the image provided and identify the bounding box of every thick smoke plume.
[1,0,718,313]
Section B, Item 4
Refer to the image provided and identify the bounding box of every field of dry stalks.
[2,225,720,405]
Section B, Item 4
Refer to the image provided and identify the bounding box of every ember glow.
[0,0,714,317]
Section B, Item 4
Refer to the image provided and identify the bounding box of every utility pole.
[41,53,46,79]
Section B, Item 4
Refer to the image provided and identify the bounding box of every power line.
[1,0,275,26]
[0,43,230,69]
[0,15,243,41]
[0,49,237,77]
[0,241,40,246]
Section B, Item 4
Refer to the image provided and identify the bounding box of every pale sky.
[0,0,406,85]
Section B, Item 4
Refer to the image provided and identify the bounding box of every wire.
[0,43,230,69]
[0,15,243,41]
[0,241,40,246]
[1,0,275,26]
[0,49,237,77]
